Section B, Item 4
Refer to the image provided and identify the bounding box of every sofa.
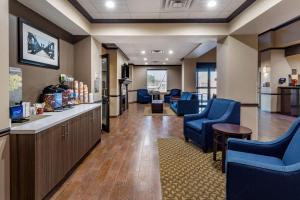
[170,92,199,116]
[226,117,300,200]
[184,98,240,152]
[137,89,152,104]
[164,89,181,103]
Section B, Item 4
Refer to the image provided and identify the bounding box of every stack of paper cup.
[83,84,89,103]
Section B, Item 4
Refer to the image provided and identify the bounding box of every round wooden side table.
[212,123,252,173]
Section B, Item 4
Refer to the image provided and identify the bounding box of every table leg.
[213,131,217,161]
[222,135,226,173]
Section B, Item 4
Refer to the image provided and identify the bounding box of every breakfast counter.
[10,103,102,200]
[11,103,101,134]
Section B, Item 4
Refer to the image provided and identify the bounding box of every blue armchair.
[164,89,181,103]
[170,92,199,116]
[184,98,240,152]
[226,117,300,200]
[137,89,151,104]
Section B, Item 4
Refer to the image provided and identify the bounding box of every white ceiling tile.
[159,12,189,19]
[130,12,160,19]
[77,0,248,20]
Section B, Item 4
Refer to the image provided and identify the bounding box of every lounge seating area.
[184,98,241,152]
[227,118,300,200]
[3,1,300,199]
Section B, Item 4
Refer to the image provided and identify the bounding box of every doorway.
[196,62,217,108]
[102,54,110,132]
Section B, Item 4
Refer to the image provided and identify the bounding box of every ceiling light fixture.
[165,58,169,61]
[145,62,148,65]
[144,58,148,61]
[141,50,146,55]
[163,62,166,65]
[207,0,217,8]
[168,50,174,55]
[105,0,115,9]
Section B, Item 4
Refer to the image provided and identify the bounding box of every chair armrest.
[228,137,289,158]
[184,113,206,123]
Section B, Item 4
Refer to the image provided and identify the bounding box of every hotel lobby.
[1,0,300,200]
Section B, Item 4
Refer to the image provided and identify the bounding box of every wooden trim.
[133,64,182,67]
[0,128,10,136]
[68,0,255,23]
[259,15,300,36]
[110,95,120,97]
[241,103,259,107]
[10,0,78,44]
[260,93,281,95]
[67,0,93,22]
[259,47,285,52]
[285,44,300,57]
[226,0,256,22]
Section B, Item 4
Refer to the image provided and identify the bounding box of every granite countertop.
[10,103,101,134]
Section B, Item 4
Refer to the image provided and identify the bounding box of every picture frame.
[18,18,60,70]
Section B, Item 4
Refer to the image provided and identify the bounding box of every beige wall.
[129,65,181,103]
[182,48,216,92]
[9,15,74,103]
[217,35,258,138]
[132,65,182,91]
[74,36,102,102]
[0,0,9,131]
[104,49,128,116]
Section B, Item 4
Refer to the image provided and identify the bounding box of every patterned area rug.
[157,138,225,200]
[144,105,176,116]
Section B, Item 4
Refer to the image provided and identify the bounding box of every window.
[196,63,217,108]
[147,69,167,92]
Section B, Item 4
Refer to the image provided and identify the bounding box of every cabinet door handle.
[62,125,66,138]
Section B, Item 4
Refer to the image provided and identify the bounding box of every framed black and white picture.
[18,18,59,69]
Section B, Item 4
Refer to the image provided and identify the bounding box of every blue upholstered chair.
[226,117,300,200]
[184,98,240,152]
[170,92,199,116]
[137,89,151,104]
[164,89,181,103]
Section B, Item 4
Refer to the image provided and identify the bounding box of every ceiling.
[74,0,251,21]
[96,36,217,65]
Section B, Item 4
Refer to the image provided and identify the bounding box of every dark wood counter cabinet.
[279,86,300,116]
[10,106,101,200]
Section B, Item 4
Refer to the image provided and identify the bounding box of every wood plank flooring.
[51,104,295,200]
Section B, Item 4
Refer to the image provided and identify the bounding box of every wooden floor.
[51,104,296,200]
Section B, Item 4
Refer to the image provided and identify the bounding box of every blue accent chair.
[226,117,300,200]
[170,92,199,116]
[184,98,240,152]
[164,89,181,103]
[137,89,151,104]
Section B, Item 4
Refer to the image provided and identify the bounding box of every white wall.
[217,36,259,139]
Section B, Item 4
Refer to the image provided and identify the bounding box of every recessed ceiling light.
[163,62,166,65]
[144,58,148,61]
[168,50,174,55]
[207,0,217,8]
[145,62,148,65]
[105,0,115,9]
[141,50,146,55]
[165,58,169,61]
